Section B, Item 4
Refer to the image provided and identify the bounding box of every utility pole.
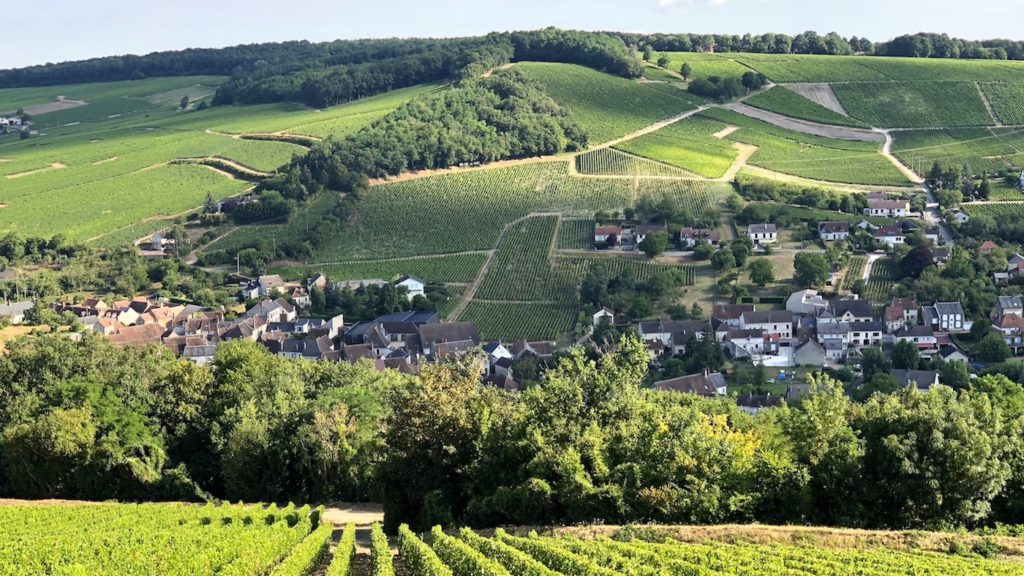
[235,252,240,276]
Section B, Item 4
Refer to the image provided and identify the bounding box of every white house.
[949,210,970,225]
[894,325,938,352]
[592,308,615,327]
[594,225,622,243]
[864,198,910,217]
[872,225,905,245]
[0,300,33,325]
[923,301,971,333]
[817,221,850,241]
[635,223,668,244]
[787,289,828,315]
[396,276,426,301]
[739,311,792,339]
[747,223,778,245]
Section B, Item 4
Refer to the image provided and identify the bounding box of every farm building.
[746,223,777,245]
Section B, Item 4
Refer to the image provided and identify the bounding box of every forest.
[3,332,1024,534]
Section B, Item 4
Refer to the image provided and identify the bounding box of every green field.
[656,52,754,79]
[461,301,579,341]
[832,81,994,128]
[390,525,1023,576]
[891,127,1024,175]
[731,52,1024,83]
[477,215,564,301]
[0,502,350,576]
[518,62,702,144]
[615,115,739,178]
[963,202,1024,219]
[744,85,869,128]
[0,77,437,243]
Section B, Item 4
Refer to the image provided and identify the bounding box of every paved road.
[919,183,954,244]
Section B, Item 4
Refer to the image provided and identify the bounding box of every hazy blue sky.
[3,0,1017,69]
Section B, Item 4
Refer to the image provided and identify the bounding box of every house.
[864,198,910,217]
[994,313,1024,353]
[817,221,850,241]
[826,298,874,324]
[739,311,792,339]
[949,209,970,225]
[107,323,166,348]
[307,273,328,292]
[243,298,297,324]
[894,325,938,353]
[711,303,755,328]
[288,286,311,309]
[931,247,950,266]
[635,223,668,244]
[724,329,775,359]
[794,338,827,367]
[883,298,918,333]
[638,319,710,345]
[241,275,286,299]
[938,345,970,364]
[872,225,905,245]
[980,240,1000,254]
[395,276,426,301]
[0,300,33,325]
[417,322,480,358]
[679,227,720,248]
[483,341,514,376]
[592,308,615,327]
[923,301,971,333]
[890,369,940,393]
[996,295,1024,319]
[849,322,884,347]
[181,343,218,365]
[787,289,828,315]
[654,370,727,397]
[594,225,621,244]
[747,223,778,245]
[344,310,439,347]
[510,340,556,360]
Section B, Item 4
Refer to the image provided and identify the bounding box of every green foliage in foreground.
[326,524,357,576]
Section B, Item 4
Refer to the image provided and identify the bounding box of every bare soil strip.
[876,130,925,184]
[718,143,757,182]
[713,125,739,139]
[740,165,917,192]
[1,97,87,117]
[92,156,118,165]
[782,83,850,116]
[722,103,883,142]
[6,162,67,179]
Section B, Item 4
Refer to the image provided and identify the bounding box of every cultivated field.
[615,115,739,178]
[744,85,869,128]
[891,127,1024,175]
[518,62,703,144]
[832,81,994,128]
[386,524,1024,576]
[0,502,352,575]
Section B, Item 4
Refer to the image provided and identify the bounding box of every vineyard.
[832,81,994,128]
[891,128,1024,176]
[476,216,564,302]
[963,202,1024,219]
[460,301,578,341]
[743,86,869,128]
[656,52,754,79]
[614,115,739,178]
[731,53,1024,83]
[517,62,701,144]
[557,219,595,250]
[841,256,866,292]
[0,502,357,576]
[864,258,900,302]
[981,82,1024,126]
[699,108,911,186]
[574,148,695,177]
[377,524,1023,576]
[558,255,697,286]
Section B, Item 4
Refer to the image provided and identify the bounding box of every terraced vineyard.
[381,525,1022,576]
[865,258,900,302]
[575,148,695,177]
[518,62,701,144]
[0,502,357,576]
[832,81,994,128]
[744,85,869,128]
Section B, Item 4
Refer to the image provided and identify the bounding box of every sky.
[3,0,1018,69]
